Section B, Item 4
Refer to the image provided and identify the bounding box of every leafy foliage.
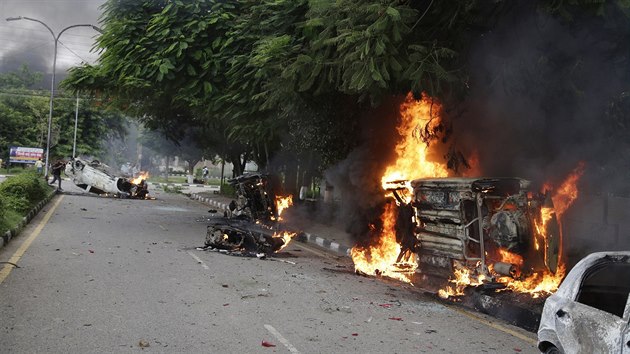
[60,0,630,186]
[0,66,128,160]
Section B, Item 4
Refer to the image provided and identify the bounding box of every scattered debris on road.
[261,340,276,347]
[138,339,150,348]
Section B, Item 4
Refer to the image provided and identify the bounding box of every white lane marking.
[264,324,300,354]
[186,251,210,269]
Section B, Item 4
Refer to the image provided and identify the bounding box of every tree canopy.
[62,0,630,192]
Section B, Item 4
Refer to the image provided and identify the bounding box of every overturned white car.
[537,252,630,353]
[64,158,150,199]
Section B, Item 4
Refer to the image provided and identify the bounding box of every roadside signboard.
[9,146,44,164]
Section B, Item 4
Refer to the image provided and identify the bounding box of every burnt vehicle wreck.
[204,173,295,255]
[228,173,283,222]
[388,177,560,281]
[64,158,150,199]
[204,218,286,255]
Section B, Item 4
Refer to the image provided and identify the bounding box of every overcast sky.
[0,0,105,75]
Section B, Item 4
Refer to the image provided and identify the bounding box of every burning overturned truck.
[386,177,559,286]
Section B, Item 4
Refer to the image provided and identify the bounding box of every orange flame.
[440,163,585,298]
[497,248,524,266]
[351,203,417,283]
[500,266,566,298]
[275,195,293,221]
[502,163,585,297]
[552,162,585,219]
[381,93,449,187]
[438,262,488,299]
[274,231,297,251]
[131,171,149,185]
[352,93,448,284]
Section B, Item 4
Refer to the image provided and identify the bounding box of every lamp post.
[73,91,79,158]
[5,16,101,177]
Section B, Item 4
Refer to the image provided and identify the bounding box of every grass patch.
[148,176,188,184]
[162,185,183,194]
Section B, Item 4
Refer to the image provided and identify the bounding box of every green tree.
[0,65,128,162]
[61,0,630,193]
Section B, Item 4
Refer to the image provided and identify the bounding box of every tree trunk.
[188,159,199,175]
[165,156,170,182]
[229,151,244,177]
[284,156,298,196]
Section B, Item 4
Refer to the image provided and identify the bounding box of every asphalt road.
[0,183,539,353]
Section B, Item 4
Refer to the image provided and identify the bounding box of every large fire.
[350,91,586,299]
[351,93,448,283]
[438,163,585,299]
[380,93,449,186]
[351,203,416,283]
[498,163,585,297]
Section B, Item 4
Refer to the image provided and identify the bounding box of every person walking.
[35,159,43,175]
[48,159,65,191]
[202,166,209,183]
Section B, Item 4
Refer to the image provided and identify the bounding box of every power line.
[58,40,91,63]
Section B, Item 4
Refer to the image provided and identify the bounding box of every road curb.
[150,182,218,189]
[189,193,352,257]
[1,188,57,252]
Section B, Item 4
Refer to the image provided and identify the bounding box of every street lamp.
[73,92,80,158]
[5,16,102,177]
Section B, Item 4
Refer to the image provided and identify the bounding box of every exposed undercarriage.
[389,177,560,281]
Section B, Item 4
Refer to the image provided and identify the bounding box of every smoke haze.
[453,5,629,195]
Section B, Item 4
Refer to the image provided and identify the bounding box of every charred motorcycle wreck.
[64,158,150,199]
[203,173,298,256]
[386,177,560,285]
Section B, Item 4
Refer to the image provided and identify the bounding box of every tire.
[543,345,560,354]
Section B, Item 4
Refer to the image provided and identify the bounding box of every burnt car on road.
[537,252,630,354]
[64,158,149,199]
[204,173,293,255]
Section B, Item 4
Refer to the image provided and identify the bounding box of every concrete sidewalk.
[187,191,354,257]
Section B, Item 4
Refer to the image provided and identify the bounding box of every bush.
[2,194,31,214]
[0,194,5,219]
[0,172,50,213]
